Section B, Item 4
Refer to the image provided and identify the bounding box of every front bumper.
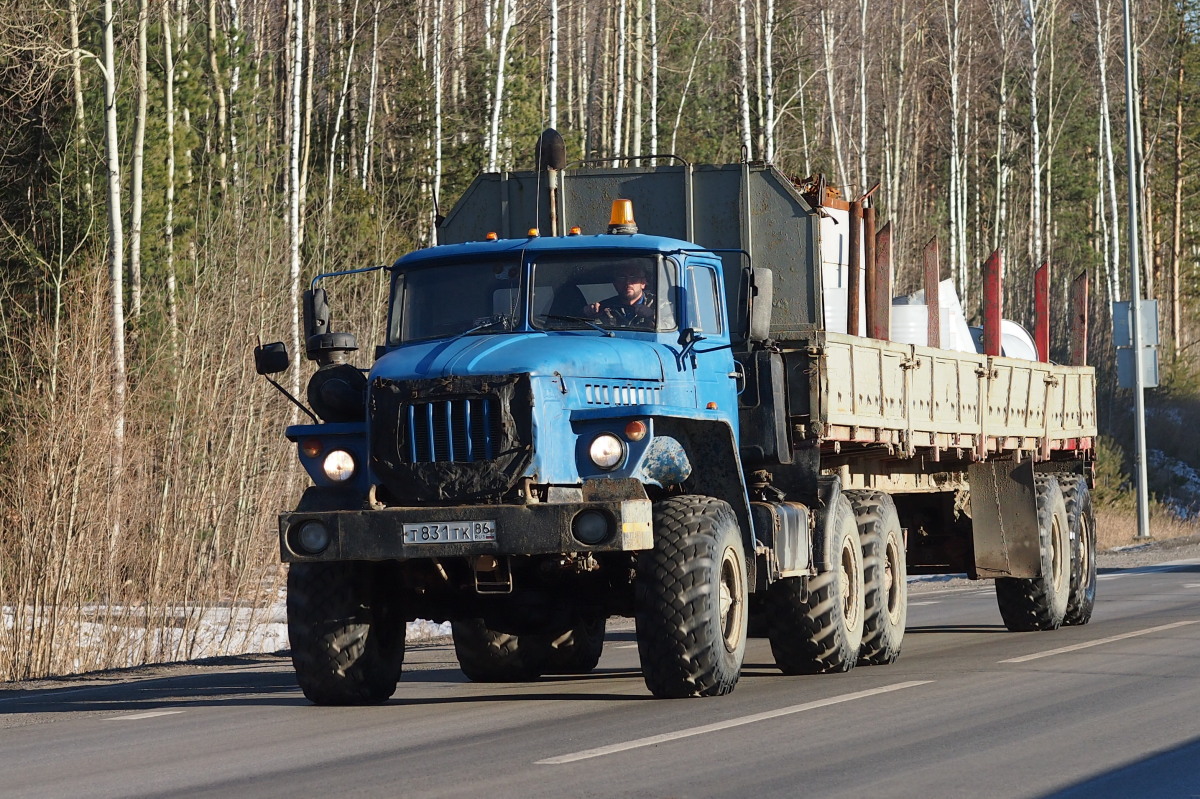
[279,480,653,562]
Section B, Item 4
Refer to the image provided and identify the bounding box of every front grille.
[370,373,533,503]
[406,397,503,463]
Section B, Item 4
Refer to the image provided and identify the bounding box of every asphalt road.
[4,560,1199,799]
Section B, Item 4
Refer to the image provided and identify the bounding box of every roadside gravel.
[1098,532,1200,569]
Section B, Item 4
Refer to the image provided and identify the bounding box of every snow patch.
[1149,449,1200,519]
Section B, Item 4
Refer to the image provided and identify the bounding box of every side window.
[688,264,723,334]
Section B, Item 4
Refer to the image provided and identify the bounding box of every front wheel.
[995,475,1071,631]
[635,495,748,698]
[287,561,405,705]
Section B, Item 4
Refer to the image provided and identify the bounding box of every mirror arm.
[263,376,319,424]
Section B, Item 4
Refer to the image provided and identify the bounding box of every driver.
[582,263,655,329]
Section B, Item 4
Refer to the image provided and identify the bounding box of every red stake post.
[983,250,1003,357]
[848,200,863,336]
[923,237,941,349]
[871,219,892,340]
[1070,270,1089,366]
[1034,262,1050,362]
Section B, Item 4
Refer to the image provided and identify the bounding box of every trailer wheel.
[287,561,405,705]
[635,495,747,698]
[845,490,907,665]
[451,619,546,682]
[540,612,607,674]
[1061,476,1097,626]
[995,475,1071,631]
[767,494,865,674]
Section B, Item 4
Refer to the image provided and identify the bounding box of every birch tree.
[737,0,753,158]
[130,0,148,321]
[101,0,126,551]
[290,0,305,400]
[486,0,516,171]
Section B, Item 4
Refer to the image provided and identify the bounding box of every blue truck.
[256,133,1098,704]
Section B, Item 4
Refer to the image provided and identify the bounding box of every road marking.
[909,601,940,606]
[613,643,639,650]
[536,681,933,765]
[999,620,1199,664]
[104,710,185,721]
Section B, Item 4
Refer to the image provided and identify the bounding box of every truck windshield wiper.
[447,315,514,342]
[541,314,614,337]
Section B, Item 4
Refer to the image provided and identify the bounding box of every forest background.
[0,0,1197,681]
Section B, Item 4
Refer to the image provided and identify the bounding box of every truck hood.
[372,333,666,382]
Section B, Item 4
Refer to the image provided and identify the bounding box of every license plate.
[402,520,497,544]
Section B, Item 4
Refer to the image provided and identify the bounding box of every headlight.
[322,450,355,482]
[588,433,625,470]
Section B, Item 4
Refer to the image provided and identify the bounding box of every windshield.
[389,257,523,344]
[531,254,676,332]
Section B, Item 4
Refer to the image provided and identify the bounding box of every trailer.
[256,132,1097,703]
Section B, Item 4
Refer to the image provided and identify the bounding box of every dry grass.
[1096,505,1200,551]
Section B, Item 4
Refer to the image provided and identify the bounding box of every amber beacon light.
[608,199,638,234]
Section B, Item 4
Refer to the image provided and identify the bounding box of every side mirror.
[254,341,290,375]
[749,267,773,342]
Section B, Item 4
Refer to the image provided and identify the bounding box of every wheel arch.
[654,417,757,593]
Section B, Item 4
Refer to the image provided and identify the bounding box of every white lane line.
[909,601,940,607]
[1000,620,1200,664]
[104,710,186,721]
[536,681,933,765]
[613,643,639,650]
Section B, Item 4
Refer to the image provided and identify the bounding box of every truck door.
[684,259,738,417]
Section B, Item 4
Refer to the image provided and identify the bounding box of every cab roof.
[391,232,708,269]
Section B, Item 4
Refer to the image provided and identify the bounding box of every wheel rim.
[884,534,902,623]
[1079,517,1093,582]
[1051,515,1066,591]
[840,536,861,628]
[718,545,745,652]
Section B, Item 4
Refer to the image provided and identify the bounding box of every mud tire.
[845,489,907,665]
[451,619,546,683]
[540,613,607,675]
[995,475,1071,631]
[767,494,865,674]
[635,495,748,698]
[1061,476,1097,626]
[287,561,405,705]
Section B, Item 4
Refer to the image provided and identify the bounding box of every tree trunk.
[820,8,848,188]
[612,0,627,165]
[290,0,305,401]
[487,0,515,171]
[361,0,380,189]
[1095,0,1121,303]
[130,0,148,321]
[549,0,559,129]
[764,0,775,162]
[1027,0,1044,270]
[737,0,752,158]
[1171,13,1184,357]
[163,0,178,352]
[207,0,228,193]
[102,0,127,554]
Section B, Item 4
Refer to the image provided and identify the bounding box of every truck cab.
[270,203,761,704]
